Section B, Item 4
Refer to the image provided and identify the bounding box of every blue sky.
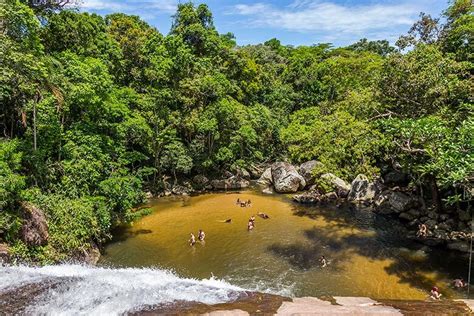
[79,0,448,47]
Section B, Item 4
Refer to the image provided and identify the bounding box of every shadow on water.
[110,228,153,242]
[268,201,472,298]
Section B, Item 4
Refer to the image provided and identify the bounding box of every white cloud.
[80,0,178,14]
[231,1,420,37]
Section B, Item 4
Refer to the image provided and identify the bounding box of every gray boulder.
[388,192,416,213]
[293,191,321,204]
[348,174,377,201]
[211,176,250,190]
[298,160,323,186]
[257,167,273,186]
[193,175,209,187]
[271,162,306,193]
[321,173,351,198]
[20,202,49,247]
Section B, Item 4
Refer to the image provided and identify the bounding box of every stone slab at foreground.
[276,296,402,315]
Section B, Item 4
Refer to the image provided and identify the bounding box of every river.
[101,190,469,299]
[1,190,470,314]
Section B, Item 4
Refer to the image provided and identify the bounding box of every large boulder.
[257,167,273,186]
[0,243,10,264]
[320,173,351,198]
[298,160,323,186]
[193,175,209,188]
[211,176,250,190]
[388,191,417,213]
[271,162,306,193]
[348,174,376,202]
[20,202,49,247]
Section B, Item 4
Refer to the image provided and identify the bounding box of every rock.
[447,241,470,253]
[320,173,351,198]
[74,241,101,265]
[383,170,409,186]
[399,212,417,221]
[171,185,191,196]
[232,167,251,180]
[262,187,274,194]
[20,202,49,247]
[322,192,338,201]
[0,243,10,264]
[145,191,154,199]
[298,160,323,186]
[348,174,377,201]
[271,162,306,193]
[257,167,273,186]
[293,191,321,204]
[428,211,438,220]
[222,170,234,179]
[248,164,267,180]
[210,176,250,190]
[193,175,209,188]
[437,222,452,231]
[388,192,416,213]
[424,219,437,229]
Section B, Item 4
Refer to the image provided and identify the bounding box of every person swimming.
[249,215,256,223]
[319,255,327,268]
[198,229,206,241]
[247,220,254,231]
[236,198,240,205]
[258,212,269,219]
[225,218,232,223]
[189,233,196,246]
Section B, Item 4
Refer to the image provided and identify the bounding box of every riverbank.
[154,161,472,256]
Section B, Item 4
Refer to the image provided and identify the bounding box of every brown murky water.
[101,190,471,300]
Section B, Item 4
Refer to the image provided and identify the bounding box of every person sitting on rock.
[417,223,428,237]
[430,286,442,300]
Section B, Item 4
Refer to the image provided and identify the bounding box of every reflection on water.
[101,190,471,300]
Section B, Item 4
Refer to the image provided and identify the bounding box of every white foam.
[0,264,246,315]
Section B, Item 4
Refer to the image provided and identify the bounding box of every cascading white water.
[0,264,246,315]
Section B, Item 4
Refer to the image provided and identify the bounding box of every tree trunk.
[428,174,442,211]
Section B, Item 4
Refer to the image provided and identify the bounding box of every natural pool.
[101,190,471,300]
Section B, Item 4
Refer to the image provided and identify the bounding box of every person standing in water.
[189,233,196,246]
[247,220,254,231]
[198,229,206,241]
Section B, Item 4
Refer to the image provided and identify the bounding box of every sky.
[78,0,448,47]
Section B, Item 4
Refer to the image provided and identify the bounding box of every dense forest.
[1,0,472,263]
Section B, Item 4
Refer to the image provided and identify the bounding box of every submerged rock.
[298,160,323,186]
[271,162,306,193]
[20,202,49,247]
[320,173,351,198]
[348,174,376,202]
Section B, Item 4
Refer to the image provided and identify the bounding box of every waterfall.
[0,264,245,315]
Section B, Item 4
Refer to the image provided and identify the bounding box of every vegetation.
[0,0,472,263]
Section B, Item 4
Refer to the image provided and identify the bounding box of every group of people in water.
[429,278,468,300]
[236,198,252,207]
[189,229,206,246]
